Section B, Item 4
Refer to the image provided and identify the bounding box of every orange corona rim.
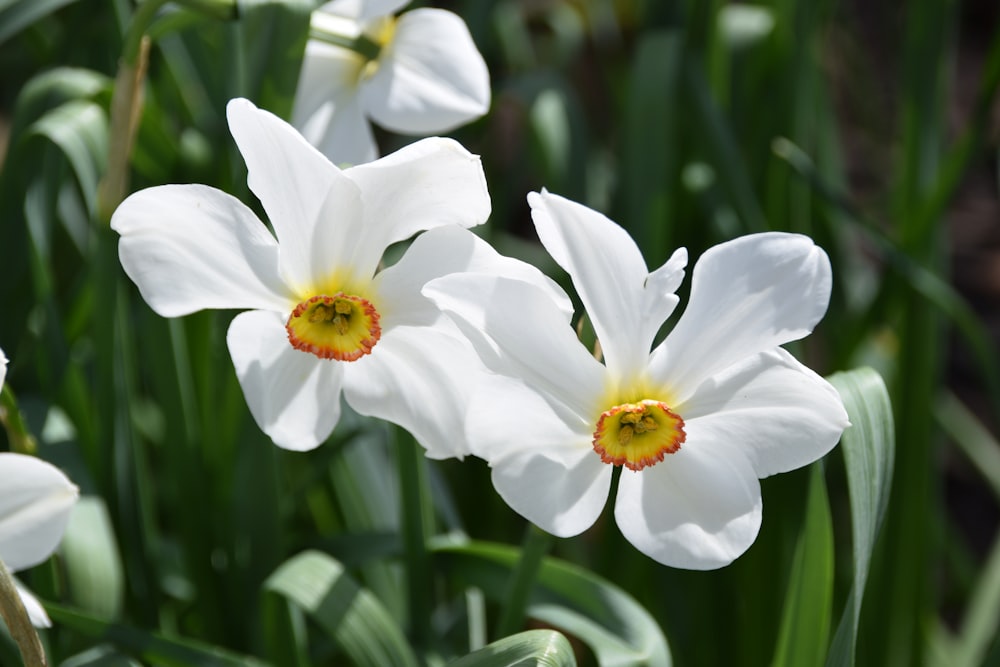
[285,293,381,361]
[592,400,686,471]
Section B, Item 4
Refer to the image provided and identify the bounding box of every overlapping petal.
[343,326,481,459]
[227,98,364,290]
[679,348,849,478]
[292,44,376,167]
[0,453,78,571]
[468,375,610,536]
[112,184,293,317]
[363,8,490,134]
[377,225,572,329]
[14,581,51,628]
[614,443,762,569]
[345,137,490,275]
[425,273,606,417]
[227,311,344,451]
[649,232,832,402]
[324,0,408,23]
[529,190,686,380]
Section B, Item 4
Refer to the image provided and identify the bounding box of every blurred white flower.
[424,190,850,569]
[112,98,544,455]
[293,0,490,166]
[0,450,79,628]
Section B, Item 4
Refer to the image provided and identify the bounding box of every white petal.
[0,453,78,572]
[678,348,849,478]
[362,9,490,134]
[377,225,573,329]
[424,273,606,417]
[650,232,832,401]
[344,137,490,273]
[292,43,377,167]
[111,184,293,317]
[614,444,761,570]
[342,326,483,459]
[226,98,365,290]
[227,310,344,451]
[0,346,7,387]
[323,0,408,22]
[528,191,685,380]
[468,374,610,536]
[14,581,51,628]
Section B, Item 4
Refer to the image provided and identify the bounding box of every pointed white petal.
[226,98,366,290]
[112,184,293,317]
[614,444,761,570]
[650,232,832,401]
[528,191,684,380]
[362,9,490,134]
[0,346,7,387]
[0,453,78,571]
[292,43,378,167]
[424,273,606,417]
[14,581,51,628]
[342,326,484,459]
[679,348,849,478]
[227,310,344,451]
[377,225,572,329]
[468,374,610,536]
[344,137,490,274]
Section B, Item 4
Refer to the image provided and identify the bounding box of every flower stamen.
[286,293,381,361]
[593,400,685,471]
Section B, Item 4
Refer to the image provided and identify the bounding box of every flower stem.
[309,26,381,61]
[0,386,38,455]
[395,427,433,653]
[0,560,47,667]
[494,523,553,639]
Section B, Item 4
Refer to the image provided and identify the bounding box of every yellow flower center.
[592,400,685,471]
[285,294,381,361]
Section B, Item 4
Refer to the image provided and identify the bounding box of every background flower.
[293,0,491,166]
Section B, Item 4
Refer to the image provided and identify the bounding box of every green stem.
[0,385,38,455]
[494,524,553,639]
[0,560,47,667]
[395,428,433,654]
[309,26,382,61]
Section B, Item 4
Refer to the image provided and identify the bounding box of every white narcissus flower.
[112,98,555,456]
[293,0,490,166]
[424,190,851,570]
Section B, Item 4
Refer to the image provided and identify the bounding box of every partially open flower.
[424,190,850,569]
[293,0,491,166]
[112,98,508,455]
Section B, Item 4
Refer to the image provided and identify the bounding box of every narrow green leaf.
[0,0,81,46]
[770,463,834,667]
[235,0,312,119]
[60,496,125,620]
[434,540,672,667]
[825,368,895,667]
[447,629,577,667]
[46,604,272,667]
[262,550,419,667]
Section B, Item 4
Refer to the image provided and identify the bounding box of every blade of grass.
[447,629,577,667]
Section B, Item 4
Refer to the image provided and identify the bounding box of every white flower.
[293,0,490,166]
[0,451,79,628]
[112,98,528,455]
[424,190,850,569]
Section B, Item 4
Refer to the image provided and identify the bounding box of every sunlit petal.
[227,310,344,451]
[377,225,572,329]
[14,581,51,628]
[425,273,606,417]
[679,348,849,478]
[112,184,293,317]
[363,8,490,134]
[323,0,408,22]
[343,326,482,459]
[614,443,761,569]
[0,453,78,572]
[650,232,832,401]
[344,137,490,273]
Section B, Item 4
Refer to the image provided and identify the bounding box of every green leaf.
[770,463,834,667]
[46,604,272,667]
[61,496,125,620]
[447,629,577,667]
[235,0,312,119]
[261,550,419,667]
[825,368,895,667]
[0,0,81,47]
[434,540,672,667]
